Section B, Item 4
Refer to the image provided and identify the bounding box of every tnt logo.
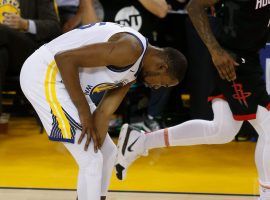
[114,6,142,31]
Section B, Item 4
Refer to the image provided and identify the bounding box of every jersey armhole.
[106,32,147,73]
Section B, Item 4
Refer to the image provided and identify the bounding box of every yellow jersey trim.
[44,61,72,139]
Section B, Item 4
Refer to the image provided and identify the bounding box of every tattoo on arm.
[187,0,222,55]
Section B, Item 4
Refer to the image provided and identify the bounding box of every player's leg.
[116,98,243,179]
[21,54,104,200]
[64,132,103,200]
[88,102,117,199]
[100,134,117,200]
[249,106,270,200]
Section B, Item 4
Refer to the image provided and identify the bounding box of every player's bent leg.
[20,43,109,200]
[88,101,117,199]
[167,99,243,146]
[100,134,117,198]
[63,131,103,200]
[115,99,243,180]
[249,106,270,200]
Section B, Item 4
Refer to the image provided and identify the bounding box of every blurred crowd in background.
[0,0,269,140]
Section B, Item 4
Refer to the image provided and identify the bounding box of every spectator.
[0,0,61,124]
[56,0,103,32]
[100,0,171,131]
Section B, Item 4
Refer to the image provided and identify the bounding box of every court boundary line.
[0,187,259,197]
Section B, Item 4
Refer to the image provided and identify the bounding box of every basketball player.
[115,1,270,199]
[20,22,187,200]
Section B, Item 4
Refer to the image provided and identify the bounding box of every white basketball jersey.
[45,22,148,101]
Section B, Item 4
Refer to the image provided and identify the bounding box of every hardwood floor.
[0,189,258,200]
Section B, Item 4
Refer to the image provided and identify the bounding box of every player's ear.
[158,63,169,72]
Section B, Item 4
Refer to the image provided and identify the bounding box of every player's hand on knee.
[78,112,101,152]
[211,48,239,82]
[85,125,101,152]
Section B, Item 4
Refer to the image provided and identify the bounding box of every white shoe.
[115,124,148,180]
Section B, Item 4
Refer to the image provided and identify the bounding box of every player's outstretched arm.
[187,0,239,82]
[54,33,142,151]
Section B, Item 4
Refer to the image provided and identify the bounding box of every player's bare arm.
[138,0,169,18]
[54,33,143,151]
[187,0,239,81]
[93,82,134,145]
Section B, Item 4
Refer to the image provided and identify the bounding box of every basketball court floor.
[0,189,258,200]
[0,117,260,200]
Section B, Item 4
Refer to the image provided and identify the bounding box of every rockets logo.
[232,82,251,108]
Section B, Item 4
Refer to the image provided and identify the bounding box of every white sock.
[100,134,117,197]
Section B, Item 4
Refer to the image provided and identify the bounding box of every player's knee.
[210,132,235,144]
[79,150,103,171]
[101,136,118,161]
[207,119,240,144]
[105,143,117,163]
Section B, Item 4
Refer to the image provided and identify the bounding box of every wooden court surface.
[0,117,259,195]
[0,189,258,200]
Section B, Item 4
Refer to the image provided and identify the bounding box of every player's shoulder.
[109,32,144,59]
